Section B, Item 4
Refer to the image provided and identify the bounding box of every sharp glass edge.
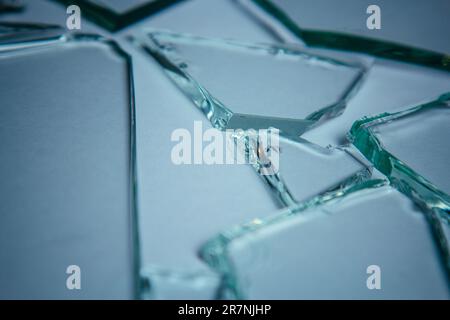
[251,0,450,72]
[0,26,142,299]
[0,22,65,48]
[348,92,450,277]
[130,29,368,142]
[199,173,387,299]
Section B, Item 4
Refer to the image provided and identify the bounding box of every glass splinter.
[132,29,366,141]
[248,0,450,72]
[52,0,185,31]
[201,184,449,299]
[349,93,450,274]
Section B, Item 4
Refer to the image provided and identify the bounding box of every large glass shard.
[0,31,137,299]
[52,0,184,31]
[236,131,372,206]
[248,0,450,72]
[201,184,449,299]
[132,30,366,140]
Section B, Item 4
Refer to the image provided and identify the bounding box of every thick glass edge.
[348,93,450,277]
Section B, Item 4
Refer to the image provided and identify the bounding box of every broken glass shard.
[248,0,450,71]
[132,29,366,140]
[136,126,281,299]
[349,93,450,217]
[201,184,449,299]
[235,130,372,206]
[0,31,137,299]
[53,0,184,31]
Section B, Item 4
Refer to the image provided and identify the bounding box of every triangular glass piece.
[235,130,372,206]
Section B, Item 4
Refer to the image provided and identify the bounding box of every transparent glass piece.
[53,0,184,31]
[137,127,281,299]
[349,93,450,214]
[140,266,221,300]
[236,130,372,206]
[0,0,23,13]
[201,184,449,299]
[249,0,450,71]
[0,32,138,299]
[200,178,387,298]
[132,29,365,140]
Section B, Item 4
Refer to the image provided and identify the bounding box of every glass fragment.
[248,0,450,71]
[201,184,449,299]
[132,29,366,141]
